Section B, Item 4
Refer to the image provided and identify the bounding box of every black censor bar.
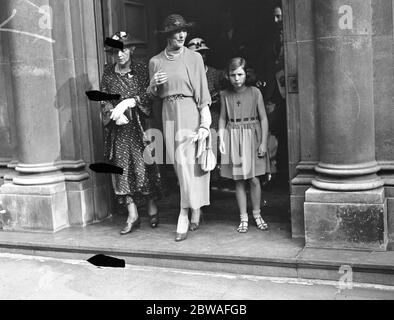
[104,37,124,51]
[85,90,121,102]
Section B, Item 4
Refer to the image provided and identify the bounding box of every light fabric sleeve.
[185,50,212,111]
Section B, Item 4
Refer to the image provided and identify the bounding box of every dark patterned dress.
[100,61,162,206]
[206,66,224,184]
[206,66,223,132]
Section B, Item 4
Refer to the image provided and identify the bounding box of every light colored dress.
[220,86,271,180]
[149,48,212,209]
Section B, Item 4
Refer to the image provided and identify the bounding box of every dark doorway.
[152,0,290,225]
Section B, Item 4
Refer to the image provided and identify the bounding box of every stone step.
[0,242,393,287]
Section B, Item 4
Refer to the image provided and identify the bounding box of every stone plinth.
[304,187,387,251]
[0,182,69,233]
[66,179,94,226]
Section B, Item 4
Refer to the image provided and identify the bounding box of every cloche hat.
[156,14,195,34]
[105,31,135,52]
[187,38,210,52]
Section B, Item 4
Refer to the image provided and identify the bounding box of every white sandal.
[237,221,249,233]
[254,216,269,231]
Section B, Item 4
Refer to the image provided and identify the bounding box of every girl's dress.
[100,61,162,206]
[149,48,211,209]
[220,86,270,180]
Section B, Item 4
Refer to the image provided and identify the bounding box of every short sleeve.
[254,87,265,107]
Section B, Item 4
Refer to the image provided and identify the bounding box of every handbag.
[198,130,217,172]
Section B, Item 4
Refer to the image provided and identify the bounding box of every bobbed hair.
[223,57,256,91]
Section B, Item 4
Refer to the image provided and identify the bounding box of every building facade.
[0,0,393,251]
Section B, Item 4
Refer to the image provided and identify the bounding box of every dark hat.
[105,31,135,52]
[187,38,210,52]
[156,14,195,35]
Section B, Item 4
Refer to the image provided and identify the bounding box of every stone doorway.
[100,0,293,234]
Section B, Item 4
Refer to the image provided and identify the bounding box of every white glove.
[199,106,212,129]
[193,106,212,156]
[218,129,226,154]
[192,127,210,143]
[196,134,207,158]
[116,114,129,126]
[219,137,226,155]
[110,98,136,122]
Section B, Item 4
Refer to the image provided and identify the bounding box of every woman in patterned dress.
[148,15,212,242]
[100,31,162,235]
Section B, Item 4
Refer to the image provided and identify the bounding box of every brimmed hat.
[105,31,135,52]
[187,38,210,52]
[156,14,195,35]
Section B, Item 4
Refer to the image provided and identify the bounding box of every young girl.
[218,57,270,233]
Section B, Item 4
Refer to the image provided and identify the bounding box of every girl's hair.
[223,57,255,90]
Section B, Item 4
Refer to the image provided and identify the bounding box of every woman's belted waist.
[163,94,193,103]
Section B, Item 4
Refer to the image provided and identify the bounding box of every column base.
[0,182,69,233]
[312,173,384,191]
[304,187,388,251]
[381,173,394,250]
[66,179,94,227]
[290,184,311,239]
[0,168,15,187]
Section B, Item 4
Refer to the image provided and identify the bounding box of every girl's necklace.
[164,47,184,61]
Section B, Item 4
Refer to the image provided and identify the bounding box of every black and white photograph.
[0,0,393,305]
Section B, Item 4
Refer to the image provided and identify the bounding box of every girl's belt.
[229,117,258,123]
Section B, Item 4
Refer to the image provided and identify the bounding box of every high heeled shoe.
[120,218,141,235]
[189,211,204,232]
[189,223,199,232]
[175,232,188,242]
[149,214,159,229]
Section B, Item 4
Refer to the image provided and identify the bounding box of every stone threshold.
[0,218,393,287]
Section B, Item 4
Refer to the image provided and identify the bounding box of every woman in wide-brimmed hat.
[100,31,162,235]
[148,14,212,242]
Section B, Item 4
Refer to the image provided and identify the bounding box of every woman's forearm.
[218,118,226,138]
[261,116,269,147]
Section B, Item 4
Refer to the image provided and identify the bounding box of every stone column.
[0,16,17,187]
[0,0,110,232]
[304,0,388,250]
[0,0,68,232]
